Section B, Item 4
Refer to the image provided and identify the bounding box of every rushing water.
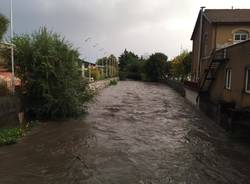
[0,81,250,184]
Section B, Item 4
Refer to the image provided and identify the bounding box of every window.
[234,31,249,44]
[225,69,232,90]
[245,68,250,93]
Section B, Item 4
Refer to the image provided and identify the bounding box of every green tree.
[170,51,192,81]
[13,27,92,119]
[86,67,101,80]
[96,55,118,78]
[107,54,118,77]
[143,53,168,82]
[0,14,9,41]
[118,50,141,80]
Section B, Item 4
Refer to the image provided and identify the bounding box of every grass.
[109,80,118,86]
[0,121,40,146]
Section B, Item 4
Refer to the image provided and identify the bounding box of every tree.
[118,50,141,80]
[0,14,9,41]
[96,55,118,78]
[143,53,168,82]
[86,67,101,80]
[170,51,192,81]
[13,27,92,119]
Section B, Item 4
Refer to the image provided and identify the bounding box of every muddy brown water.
[1,81,250,184]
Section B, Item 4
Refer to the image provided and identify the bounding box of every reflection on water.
[0,81,250,184]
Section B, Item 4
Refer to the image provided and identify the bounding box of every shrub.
[109,79,118,86]
[0,128,24,146]
[13,27,92,119]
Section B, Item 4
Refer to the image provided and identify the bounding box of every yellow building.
[189,8,250,125]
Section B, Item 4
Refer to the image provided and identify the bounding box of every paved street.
[0,81,250,184]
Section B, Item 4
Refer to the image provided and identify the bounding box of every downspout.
[197,6,205,83]
[214,25,217,50]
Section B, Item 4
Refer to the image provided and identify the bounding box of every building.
[0,43,21,94]
[188,8,250,125]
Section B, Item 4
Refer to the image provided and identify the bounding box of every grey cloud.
[0,0,196,62]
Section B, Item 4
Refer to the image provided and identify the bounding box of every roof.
[205,9,250,23]
[216,39,250,52]
[191,9,250,40]
[0,72,21,86]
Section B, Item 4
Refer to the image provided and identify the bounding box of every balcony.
[214,48,228,62]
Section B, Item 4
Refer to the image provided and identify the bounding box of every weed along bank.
[186,8,250,129]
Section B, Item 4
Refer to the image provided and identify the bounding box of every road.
[0,81,250,184]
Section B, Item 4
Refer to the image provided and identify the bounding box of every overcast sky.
[0,0,250,62]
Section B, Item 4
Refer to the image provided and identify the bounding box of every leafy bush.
[0,128,24,146]
[109,79,118,86]
[0,14,9,40]
[13,27,92,119]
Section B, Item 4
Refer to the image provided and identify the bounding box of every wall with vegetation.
[89,77,118,92]
[0,96,20,128]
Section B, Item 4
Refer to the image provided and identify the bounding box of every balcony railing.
[214,48,228,61]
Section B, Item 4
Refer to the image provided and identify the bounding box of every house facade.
[0,43,21,93]
[190,8,250,110]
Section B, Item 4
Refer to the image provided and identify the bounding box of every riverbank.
[0,78,119,146]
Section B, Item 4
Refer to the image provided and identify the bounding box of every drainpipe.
[197,6,205,83]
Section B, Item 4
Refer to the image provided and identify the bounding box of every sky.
[0,0,250,63]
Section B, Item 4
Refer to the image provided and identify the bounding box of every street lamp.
[10,0,15,93]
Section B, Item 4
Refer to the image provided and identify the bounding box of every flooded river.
[0,81,250,184]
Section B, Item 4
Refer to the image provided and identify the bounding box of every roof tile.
[204,9,250,23]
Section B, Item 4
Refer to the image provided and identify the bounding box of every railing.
[214,48,227,60]
[184,80,199,91]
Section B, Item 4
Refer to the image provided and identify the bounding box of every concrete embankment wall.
[88,77,119,92]
[0,96,20,128]
[160,79,185,97]
[162,79,220,122]
[199,96,218,121]
[162,79,199,106]
[184,87,199,106]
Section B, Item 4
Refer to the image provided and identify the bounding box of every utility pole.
[101,59,104,78]
[88,64,91,82]
[10,0,15,93]
[106,59,108,78]
[111,58,113,77]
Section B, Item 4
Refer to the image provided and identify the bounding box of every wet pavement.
[1,81,250,184]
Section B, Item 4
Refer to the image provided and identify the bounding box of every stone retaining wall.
[88,78,119,92]
[0,96,20,128]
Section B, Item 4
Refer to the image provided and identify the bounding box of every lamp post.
[10,0,15,93]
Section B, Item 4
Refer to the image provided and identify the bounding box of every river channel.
[0,81,250,184]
